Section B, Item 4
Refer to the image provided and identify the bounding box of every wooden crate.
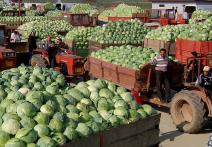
[102,61,119,83]
[61,114,160,147]
[101,113,161,147]
[144,38,175,55]
[88,57,104,78]
[61,133,100,147]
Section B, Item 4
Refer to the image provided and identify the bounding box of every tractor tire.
[170,90,206,133]
[30,54,48,68]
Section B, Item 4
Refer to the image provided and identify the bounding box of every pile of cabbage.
[0,16,47,22]
[18,19,72,40]
[189,10,212,24]
[65,27,99,50]
[178,23,212,41]
[145,25,190,42]
[0,65,156,147]
[99,3,144,19]
[69,3,98,16]
[46,10,63,18]
[90,19,149,45]
[43,2,56,12]
[91,45,157,70]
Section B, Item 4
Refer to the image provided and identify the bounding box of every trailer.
[88,54,212,133]
[61,113,160,147]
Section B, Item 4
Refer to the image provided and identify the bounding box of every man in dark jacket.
[47,41,58,68]
[28,32,38,61]
[197,66,212,95]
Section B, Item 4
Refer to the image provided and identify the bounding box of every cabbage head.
[2,119,20,135]
[15,128,37,143]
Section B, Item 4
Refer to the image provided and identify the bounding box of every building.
[152,0,212,13]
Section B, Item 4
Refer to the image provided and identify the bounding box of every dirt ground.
[158,109,212,147]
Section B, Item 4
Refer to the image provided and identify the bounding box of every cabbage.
[114,107,128,117]
[37,136,56,147]
[99,88,114,99]
[0,130,10,147]
[15,128,37,143]
[34,112,50,125]
[2,113,20,121]
[63,126,78,140]
[17,102,37,118]
[52,133,66,145]
[2,119,20,135]
[27,143,38,147]
[76,123,92,137]
[5,138,26,147]
[34,124,50,137]
[40,104,54,116]
[49,118,63,132]
[20,116,36,128]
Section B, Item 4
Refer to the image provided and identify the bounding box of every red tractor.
[30,48,86,78]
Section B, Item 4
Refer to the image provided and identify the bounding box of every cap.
[203,66,210,72]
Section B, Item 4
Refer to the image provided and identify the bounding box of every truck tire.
[31,54,48,68]
[170,90,205,133]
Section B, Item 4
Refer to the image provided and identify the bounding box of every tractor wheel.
[170,90,206,133]
[31,54,48,68]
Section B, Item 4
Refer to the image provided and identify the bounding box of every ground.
[158,109,212,147]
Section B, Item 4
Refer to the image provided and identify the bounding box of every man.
[47,41,58,68]
[182,10,188,22]
[28,31,38,62]
[151,48,170,102]
[56,37,67,49]
[10,30,21,42]
[187,51,199,82]
[43,35,52,49]
[197,66,212,94]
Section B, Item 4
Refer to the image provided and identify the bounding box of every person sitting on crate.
[10,30,21,42]
[186,51,200,82]
[196,66,212,96]
[47,41,59,68]
[151,48,171,102]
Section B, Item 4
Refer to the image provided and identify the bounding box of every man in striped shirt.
[151,48,170,102]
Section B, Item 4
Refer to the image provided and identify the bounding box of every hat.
[203,66,210,72]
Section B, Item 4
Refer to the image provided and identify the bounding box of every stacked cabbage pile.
[69,3,98,16]
[65,27,99,50]
[18,20,72,40]
[46,10,63,18]
[189,10,212,24]
[178,22,212,41]
[0,16,47,22]
[145,25,189,42]
[91,45,157,70]
[43,2,55,12]
[90,19,149,45]
[99,3,144,19]
[25,10,39,16]
[0,65,156,147]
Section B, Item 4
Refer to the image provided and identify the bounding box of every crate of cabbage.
[144,38,176,56]
[89,45,184,92]
[0,65,160,147]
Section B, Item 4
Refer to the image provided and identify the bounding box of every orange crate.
[88,57,103,78]
[102,61,119,83]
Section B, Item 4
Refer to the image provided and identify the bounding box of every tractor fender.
[191,89,212,117]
